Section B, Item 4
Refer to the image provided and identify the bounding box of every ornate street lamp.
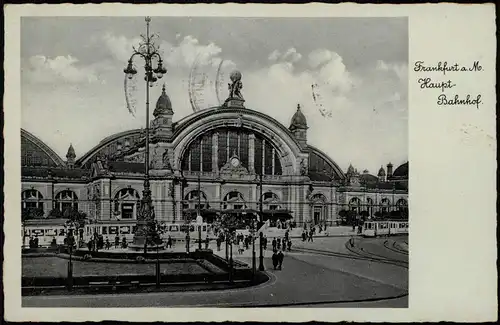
[258,173,265,271]
[124,17,167,253]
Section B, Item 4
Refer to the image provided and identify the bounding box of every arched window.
[223,191,246,210]
[183,190,209,211]
[181,127,283,176]
[113,188,140,220]
[380,198,391,213]
[22,189,44,211]
[262,192,281,210]
[55,190,79,214]
[349,197,361,213]
[396,198,408,214]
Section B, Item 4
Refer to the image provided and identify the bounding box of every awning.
[262,209,294,220]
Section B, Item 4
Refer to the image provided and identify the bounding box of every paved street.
[23,237,408,308]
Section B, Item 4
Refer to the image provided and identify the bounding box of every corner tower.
[289,104,308,148]
[66,144,76,168]
[152,84,174,138]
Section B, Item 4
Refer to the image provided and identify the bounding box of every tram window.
[189,225,195,232]
[202,225,207,232]
[170,225,179,232]
[59,229,65,236]
[102,227,108,235]
[180,225,188,232]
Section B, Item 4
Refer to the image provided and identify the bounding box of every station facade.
[21,84,408,228]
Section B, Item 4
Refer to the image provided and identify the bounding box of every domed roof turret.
[289,104,308,131]
[153,84,173,117]
[66,144,76,159]
[393,162,408,177]
[346,164,355,174]
[377,166,386,176]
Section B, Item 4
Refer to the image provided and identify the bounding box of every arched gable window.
[113,188,140,220]
[22,189,44,211]
[349,197,361,213]
[396,198,408,214]
[183,190,209,211]
[262,192,280,210]
[380,198,391,213]
[55,190,79,214]
[223,191,246,210]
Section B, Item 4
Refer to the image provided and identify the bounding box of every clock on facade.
[230,157,240,167]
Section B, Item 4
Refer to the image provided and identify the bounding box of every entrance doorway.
[313,206,322,225]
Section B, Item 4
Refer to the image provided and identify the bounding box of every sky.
[21,16,408,174]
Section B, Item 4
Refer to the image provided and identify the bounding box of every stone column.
[213,132,218,172]
[249,133,255,173]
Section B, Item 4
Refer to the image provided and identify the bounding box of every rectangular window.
[202,135,212,172]
[264,142,273,175]
[122,203,134,219]
[218,131,227,169]
[190,140,201,172]
[181,155,189,170]
[102,226,108,235]
[274,153,282,175]
[240,132,249,168]
[254,137,263,175]
[228,131,238,157]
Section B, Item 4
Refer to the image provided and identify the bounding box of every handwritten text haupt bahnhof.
[414,61,482,109]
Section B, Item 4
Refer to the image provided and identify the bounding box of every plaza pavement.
[23,237,408,308]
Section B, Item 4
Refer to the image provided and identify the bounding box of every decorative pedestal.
[224,98,245,108]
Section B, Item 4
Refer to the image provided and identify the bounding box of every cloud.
[268,48,302,63]
[160,35,223,68]
[376,60,408,81]
[24,55,103,84]
[308,49,335,68]
[102,33,142,63]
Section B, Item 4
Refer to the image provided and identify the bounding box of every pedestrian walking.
[302,231,306,242]
[239,240,244,254]
[105,238,111,250]
[263,235,268,250]
[114,235,119,248]
[216,237,221,251]
[272,238,277,251]
[272,250,279,270]
[277,238,281,250]
[167,235,173,248]
[308,230,313,242]
[277,250,284,270]
[287,239,292,251]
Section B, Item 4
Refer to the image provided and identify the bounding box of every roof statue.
[228,70,244,100]
[289,104,308,130]
[153,84,173,117]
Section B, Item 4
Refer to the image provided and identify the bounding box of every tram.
[83,221,209,243]
[24,219,209,248]
[362,220,408,237]
[23,220,70,247]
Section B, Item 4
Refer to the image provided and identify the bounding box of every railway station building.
[21,84,408,229]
